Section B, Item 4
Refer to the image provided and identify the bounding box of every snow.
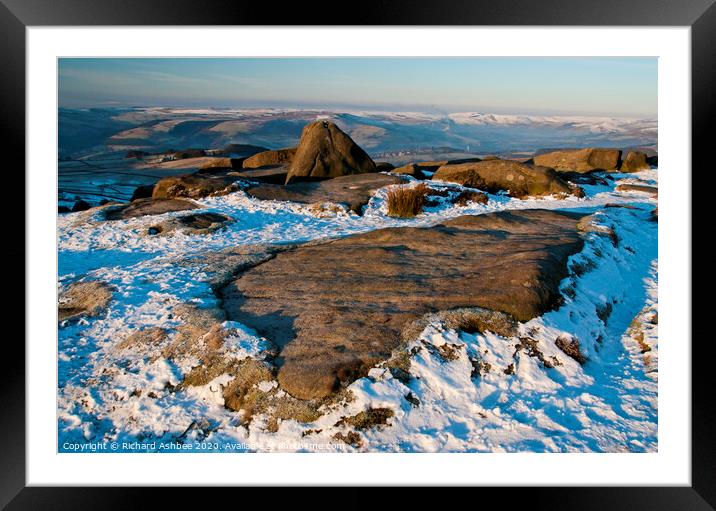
[447,112,657,136]
[57,168,658,453]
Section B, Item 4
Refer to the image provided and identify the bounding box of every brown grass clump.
[435,343,462,361]
[386,183,430,217]
[335,407,394,430]
[221,359,323,426]
[515,337,562,369]
[270,396,323,423]
[384,350,411,383]
[58,281,113,322]
[628,318,653,354]
[116,327,167,353]
[555,335,587,364]
[160,304,227,362]
[332,431,363,448]
[219,358,273,407]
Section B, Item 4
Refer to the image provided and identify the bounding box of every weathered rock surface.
[105,198,201,220]
[146,212,233,236]
[246,173,403,214]
[242,148,296,169]
[285,121,377,184]
[152,173,240,200]
[615,183,658,197]
[533,148,622,173]
[59,281,113,322]
[231,166,289,184]
[221,209,585,399]
[432,159,581,198]
[620,151,651,172]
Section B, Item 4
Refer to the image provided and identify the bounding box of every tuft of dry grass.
[555,335,587,364]
[221,359,323,426]
[335,407,394,430]
[160,304,226,362]
[386,183,430,217]
[58,281,113,322]
[116,327,167,353]
[384,350,411,383]
[332,431,363,448]
[219,358,274,409]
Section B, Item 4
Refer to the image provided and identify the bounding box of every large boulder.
[152,173,240,200]
[246,173,403,214]
[242,148,297,169]
[285,120,377,184]
[432,159,581,198]
[619,151,651,172]
[221,209,585,399]
[533,148,622,173]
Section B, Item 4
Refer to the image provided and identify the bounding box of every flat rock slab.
[105,198,201,220]
[245,173,404,213]
[146,212,233,236]
[616,183,658,197]
[231,166,289,184]
[221,209,585,400]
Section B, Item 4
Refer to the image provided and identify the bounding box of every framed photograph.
[5,0,710,506]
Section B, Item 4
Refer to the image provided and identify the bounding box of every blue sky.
[58,57,657,117]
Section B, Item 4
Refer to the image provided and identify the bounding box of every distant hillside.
[59,107,658,159]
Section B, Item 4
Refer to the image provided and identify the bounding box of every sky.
[58,57,657,117]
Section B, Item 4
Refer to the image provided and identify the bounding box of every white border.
[27,27,691,486]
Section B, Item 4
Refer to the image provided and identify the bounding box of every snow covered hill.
[60,107,657,160]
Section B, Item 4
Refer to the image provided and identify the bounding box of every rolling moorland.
[58,108,658,452]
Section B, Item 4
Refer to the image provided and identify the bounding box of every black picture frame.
[4,0,710,508]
